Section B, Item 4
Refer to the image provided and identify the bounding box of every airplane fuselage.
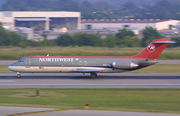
[9,56,157,73]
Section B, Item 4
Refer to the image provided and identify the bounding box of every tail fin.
[134,39,175,60]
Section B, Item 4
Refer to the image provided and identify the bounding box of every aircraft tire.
[90,72,97,78]
[17,74,21,78]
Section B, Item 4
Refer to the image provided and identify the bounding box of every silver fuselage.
[8,56,158,73]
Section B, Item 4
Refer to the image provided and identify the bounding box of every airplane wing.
[73,68,103,73]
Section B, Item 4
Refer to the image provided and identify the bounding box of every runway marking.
[4,109,70,116]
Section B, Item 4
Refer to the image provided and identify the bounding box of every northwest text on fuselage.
[39,58,74,62]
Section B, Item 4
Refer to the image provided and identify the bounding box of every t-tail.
[133,39,175,60]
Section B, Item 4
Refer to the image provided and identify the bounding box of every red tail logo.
[147,44,156,52]
[133,39,175,60]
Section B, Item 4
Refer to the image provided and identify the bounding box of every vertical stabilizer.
[133,39,175,60]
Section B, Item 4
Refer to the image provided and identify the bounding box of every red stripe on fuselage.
[25,56,140,59]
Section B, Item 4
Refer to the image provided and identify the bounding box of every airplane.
[8,39,174,78]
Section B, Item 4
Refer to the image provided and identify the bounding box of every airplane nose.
[8,66,13,71]
[8,65,17,71]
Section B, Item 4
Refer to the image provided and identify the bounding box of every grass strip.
[2,64,180,73]
[129,64,180,73]
[0,88,180,114]
[0,65,12,73]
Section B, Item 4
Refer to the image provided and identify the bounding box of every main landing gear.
[90,72,97,78]
[17,72,21,78]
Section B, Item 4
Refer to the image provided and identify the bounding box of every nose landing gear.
[90,72,97,78]
[17,72,21,78]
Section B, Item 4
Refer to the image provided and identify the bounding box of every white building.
[0,11,81,31]
[81,19,180,31]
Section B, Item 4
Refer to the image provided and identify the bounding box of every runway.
[0,73,180,88]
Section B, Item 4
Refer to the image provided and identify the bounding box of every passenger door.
[25,58,31,68]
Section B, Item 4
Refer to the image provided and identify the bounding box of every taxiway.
[1,106,180,116]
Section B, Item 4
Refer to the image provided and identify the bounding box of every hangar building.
[0,11,81,31]
[81,19,180,31]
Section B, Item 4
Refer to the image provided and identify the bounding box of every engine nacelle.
[112,61,138,70]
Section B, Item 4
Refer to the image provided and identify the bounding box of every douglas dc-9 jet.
[9,39,174,78]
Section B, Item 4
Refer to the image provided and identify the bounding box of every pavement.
[1,107,180,116]
[0,73,180,88]
[0,106,55,116]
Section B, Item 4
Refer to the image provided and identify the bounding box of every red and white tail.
[133,39,175,60]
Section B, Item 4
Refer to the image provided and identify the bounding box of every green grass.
[0,88,180,114]
[3,64,180,73]
[130,64,180,73]
[0,65,12,73]
[0,47,180,60]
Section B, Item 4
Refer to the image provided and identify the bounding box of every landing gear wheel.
[90,72,97,78]
[17,74,21,78]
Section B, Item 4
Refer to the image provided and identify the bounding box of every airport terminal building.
[0,11,81,31]
[81,19,180,33]
[1,11,180,39]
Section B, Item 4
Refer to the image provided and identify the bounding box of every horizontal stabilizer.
[154,41,176,43]
[73,68,103,73]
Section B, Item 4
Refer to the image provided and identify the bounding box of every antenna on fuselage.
[47,54,49,56]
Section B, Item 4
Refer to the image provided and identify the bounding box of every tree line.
[2,0,180,20]
[0,22,180,48]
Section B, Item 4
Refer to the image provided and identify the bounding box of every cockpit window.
[18,58,25,62]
